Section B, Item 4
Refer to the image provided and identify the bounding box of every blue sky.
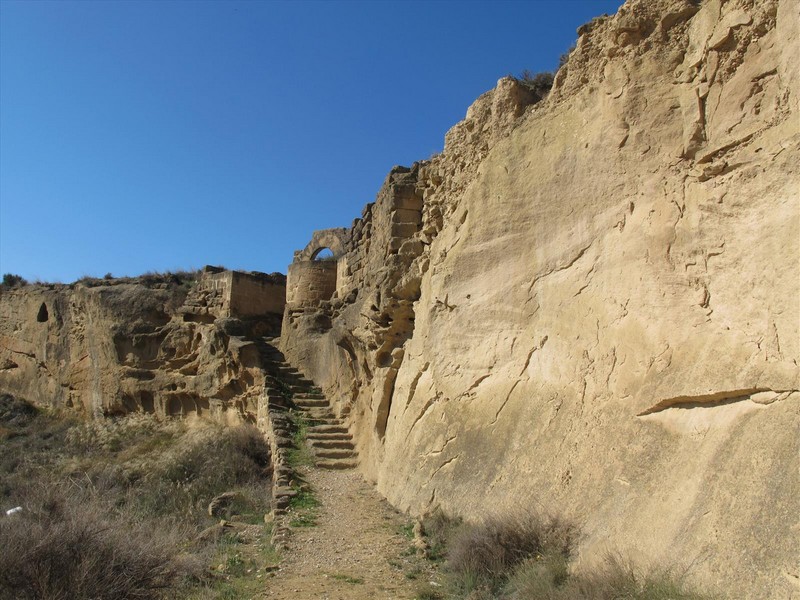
[0,0,624,282]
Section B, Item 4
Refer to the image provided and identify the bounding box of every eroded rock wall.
[281,0,800,597]
[0,274,279,419]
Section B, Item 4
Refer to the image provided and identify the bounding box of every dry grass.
[418,507,715,600]
[445,510,575,596]
[506,554,716,600]
[0,483,197,600]
[448,511,574,578]
[0,395,273,599]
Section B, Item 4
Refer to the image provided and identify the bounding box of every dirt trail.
[262,466,439,600]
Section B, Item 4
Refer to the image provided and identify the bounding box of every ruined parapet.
[286,261,337,306]
[187,266,286,319]
[286,228,348,308]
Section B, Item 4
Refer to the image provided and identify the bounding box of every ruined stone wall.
[192,268,285,318]
[228,271,286,317]
[0,280,267,419]
[191,270,231,318]
[286,261,337,307]
[280,1,800,597]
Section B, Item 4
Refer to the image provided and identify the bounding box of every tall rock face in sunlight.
[281,0,800,597]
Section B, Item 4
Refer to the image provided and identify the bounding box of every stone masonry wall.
[191,268,285,319]
[228,271,286,317]
[286,261,337,307]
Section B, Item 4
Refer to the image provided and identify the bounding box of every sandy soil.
[260,466,440,600]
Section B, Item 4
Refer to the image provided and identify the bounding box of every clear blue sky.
[1,0,623,282]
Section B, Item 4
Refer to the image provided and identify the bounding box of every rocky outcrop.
[0,270,284,418]
[280,0,800,597]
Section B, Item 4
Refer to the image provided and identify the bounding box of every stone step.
[294,398,328,407]
[305,415,343,425]
[304,411,335,421]
[306,431,353,441]
[293,392,325,400]
[314,448,356,460]
[307,421,344,431]
[308,424,348,435]
[315,458,358,470]
[310,439,354,450]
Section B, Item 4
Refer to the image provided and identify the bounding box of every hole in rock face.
[140,392,155,414]
[166,397,182,416]
[36,303,49,322]
[376,351,392,368]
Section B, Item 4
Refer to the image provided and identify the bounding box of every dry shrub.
[447,510,575,587]
[1,405,272,599]
[569,555,713,600]
[112,423,271,530]
[505,553,716,600]
[0,483,188,600]
[420,509,464,562]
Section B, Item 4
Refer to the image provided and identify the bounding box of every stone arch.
[296,228,348,261]
[311,247,335,260]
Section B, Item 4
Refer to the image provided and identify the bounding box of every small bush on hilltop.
[1,273,27,289]
[74,268,202,289]
[518,69,555,97]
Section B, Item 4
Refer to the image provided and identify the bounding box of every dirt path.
[261,466,439,600]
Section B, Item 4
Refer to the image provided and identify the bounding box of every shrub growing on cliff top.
[517,69,555,97]
[1,273,27,288]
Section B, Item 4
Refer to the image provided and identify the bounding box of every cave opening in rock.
[36,302,49,322]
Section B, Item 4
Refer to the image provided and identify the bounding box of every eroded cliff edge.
[0,269,284,419]
[280,0,800,597]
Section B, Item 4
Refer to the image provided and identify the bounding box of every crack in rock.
[637,388,798,416]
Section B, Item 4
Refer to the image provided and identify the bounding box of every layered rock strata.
[280,0,800,597]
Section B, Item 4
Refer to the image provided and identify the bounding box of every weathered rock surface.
[281,0,800,597]
[0,270,283,418]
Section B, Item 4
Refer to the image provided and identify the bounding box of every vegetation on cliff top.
[0,269,202,290]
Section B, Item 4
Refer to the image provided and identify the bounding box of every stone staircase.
[259,338,357,470]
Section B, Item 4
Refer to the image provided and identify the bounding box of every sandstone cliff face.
[0,274,280,419]
[281,0,800,596]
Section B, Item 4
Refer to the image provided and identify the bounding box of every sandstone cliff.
[280,0,800,597]
[0,270,284,419]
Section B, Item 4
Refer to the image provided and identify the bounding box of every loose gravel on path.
[261,467,440,600]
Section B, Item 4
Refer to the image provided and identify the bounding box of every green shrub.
[518,70,555,96]
[1,273,27,288]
